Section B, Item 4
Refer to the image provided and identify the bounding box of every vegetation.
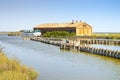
[42,31,120,39]
[92,33,120,39]
[8,32,21,36]
[43,31,75,37]
[0,49,38,80]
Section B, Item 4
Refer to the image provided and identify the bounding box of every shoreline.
[0,49,39,80]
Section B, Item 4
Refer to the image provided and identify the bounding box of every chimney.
[72,20,74,24]
[76,20,78,23]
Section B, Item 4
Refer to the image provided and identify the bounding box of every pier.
[31,37,120,59]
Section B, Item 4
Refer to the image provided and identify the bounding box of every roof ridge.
[34,21,92,28]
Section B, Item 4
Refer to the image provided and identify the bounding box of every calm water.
[0,35,120,80]
[91,44,120,51]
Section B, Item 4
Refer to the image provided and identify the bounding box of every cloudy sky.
[0,0,120,32]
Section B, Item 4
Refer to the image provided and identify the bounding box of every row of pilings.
[60,44,120,59]
[31,37,120,59]
[78,46,120,59]
[76,39,120,45]
[31,37,61,46]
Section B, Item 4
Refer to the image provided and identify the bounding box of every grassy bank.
[92,33,120,39]
[0,50,38,80]
[8,32,21,36]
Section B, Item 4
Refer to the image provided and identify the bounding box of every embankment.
[0,49,38,80]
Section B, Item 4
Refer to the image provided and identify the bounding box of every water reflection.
[90,44,120,51]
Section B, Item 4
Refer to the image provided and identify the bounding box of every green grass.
[92,33,120,39]
[0,50,38,80]
[43,31,75,37]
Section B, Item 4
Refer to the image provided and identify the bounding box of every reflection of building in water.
[34,20,92,36]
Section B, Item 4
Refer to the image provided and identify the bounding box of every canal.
[91,44,120,51]
[0,35,120,80]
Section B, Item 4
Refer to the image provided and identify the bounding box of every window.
[83,25,86,28]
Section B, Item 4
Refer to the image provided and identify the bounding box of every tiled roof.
[34,21,92,28]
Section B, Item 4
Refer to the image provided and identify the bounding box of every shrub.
[43,31,75,37]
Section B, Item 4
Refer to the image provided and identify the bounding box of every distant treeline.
[94,32,120,34]
[8,32,21,36]
[0,32,10,34]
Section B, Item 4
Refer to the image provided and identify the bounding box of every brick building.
[34,20,92,36]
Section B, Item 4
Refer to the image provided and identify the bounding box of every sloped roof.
[34,21,92,28]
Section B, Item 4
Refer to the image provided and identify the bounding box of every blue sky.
[0,0,120,32]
